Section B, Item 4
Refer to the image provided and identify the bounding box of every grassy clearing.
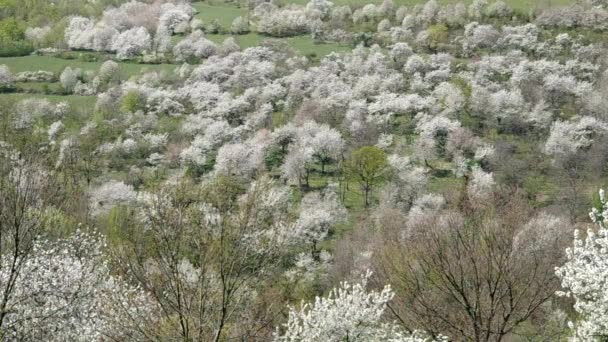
[207,33,264,48]
[207,33,352,56]
[15,82,62,93]
[193,2,248,27]
[286,35,352,56]
[0,93,97,112]
[0,56,177,78]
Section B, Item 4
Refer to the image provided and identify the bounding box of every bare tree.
[112,175,291,341]
[0,145,63,334]
[374,192,569,342]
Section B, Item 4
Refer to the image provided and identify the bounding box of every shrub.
[0,18,25,41]
[231,16,249,34]
[0,64,15,91]
[121,90,145,113]
[172,30,217,62]
[0,40,34,57]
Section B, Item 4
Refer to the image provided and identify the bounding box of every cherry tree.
[111,27,152,59]
[306,0,334,18]
[0,145,156,340]
[431,82,465,117]
[65,16,95,49]
[468,0,488,19]
[379,154,428,211]
[173,30,218,61]
[256,8,310,37]
[89,180,138,217]
[292,190,347,253]
[282,144,314,187]
[309,124,345,174]
[377,192,566,341]
[466,166,495,203]
[230,16,249,34]
[274,270,442,341]
[60,67,81,93]
[279,122,344,184]
[389,42,413,68]
[353,4,382,25]
[0,65,14,90]
[544,116,608,159]
[98,60,120,84]
[462,22,499,54]
[0,232,156,341]
[214,133,269,178]
[13,99,66,130]
[220,37,241,55]
[497,24,540,52]
[158,6,191,34]
[24,26,50,44]
[154,25,172,54]
[486,1,512,18]
[556,189,608,340]
[420,0,440,25]
[91,24,119,52]
[414,113,461,162]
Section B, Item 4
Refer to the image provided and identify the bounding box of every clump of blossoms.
[555,189,608,341]
[0,230,156,341]
[274,270,445,342]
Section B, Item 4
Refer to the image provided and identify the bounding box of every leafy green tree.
[0,18,25,41]
[425,24,449,52]
[120,90,144,113]
[345,146,387,208]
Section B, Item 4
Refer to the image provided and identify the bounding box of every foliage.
[345,146,388,207]
[0,19,32,56]
[120,90,144,113]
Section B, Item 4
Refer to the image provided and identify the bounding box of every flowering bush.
[0,64,14,89]
[173,30,217,61]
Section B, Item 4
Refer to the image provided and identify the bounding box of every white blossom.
[0,65,14,88]
[275,270,441,341]
[89,180,137,216]
[231,16,249,34]
[556,190,608,340]
[0,231,156,341]
[544,116,608,158]
[467,166,494,202]
[60,67,81,93]
[173,30,217,61]
[291,190,347,247]
[111,27,152,59]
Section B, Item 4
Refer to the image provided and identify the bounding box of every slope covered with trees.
[2,0,608,340]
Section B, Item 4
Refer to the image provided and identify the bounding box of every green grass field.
[193,2,248,27]
[0,93,97,112]
[0,56,177,78]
